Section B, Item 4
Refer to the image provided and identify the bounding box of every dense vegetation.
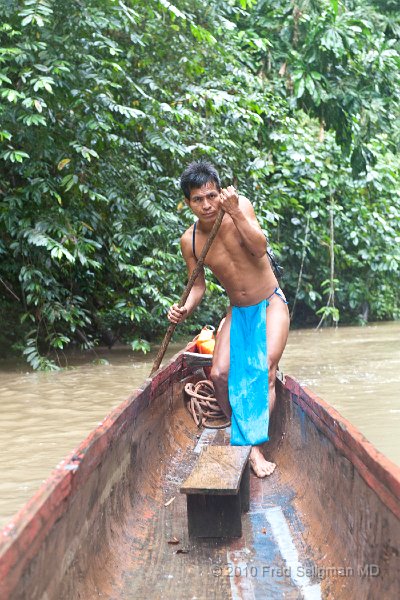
[0,0,399,368]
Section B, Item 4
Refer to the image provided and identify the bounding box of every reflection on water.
[0,322,399,528]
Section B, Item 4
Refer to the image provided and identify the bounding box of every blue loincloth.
[228,298,269,446]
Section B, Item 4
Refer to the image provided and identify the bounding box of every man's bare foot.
[249,446,276,478]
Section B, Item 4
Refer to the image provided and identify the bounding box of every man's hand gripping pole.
[150,209,224,376]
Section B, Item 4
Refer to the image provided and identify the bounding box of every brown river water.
[0,321,399,529]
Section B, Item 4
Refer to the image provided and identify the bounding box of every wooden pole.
[150,209,224,375]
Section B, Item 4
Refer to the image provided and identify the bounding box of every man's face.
[187,181,221,221]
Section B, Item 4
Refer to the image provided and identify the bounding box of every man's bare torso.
[183,196,278,307]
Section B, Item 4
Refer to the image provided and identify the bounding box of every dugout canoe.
[0,342,399,600]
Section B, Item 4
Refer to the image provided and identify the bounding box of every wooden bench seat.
[180,445,251,538]
[183,351,213,369]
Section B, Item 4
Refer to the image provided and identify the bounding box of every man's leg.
[211,297,289,477]
[210,310,232,418]
[250,294,290,477]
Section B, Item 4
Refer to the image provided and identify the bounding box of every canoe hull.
[0,345,399,599]
[270,378,400,599]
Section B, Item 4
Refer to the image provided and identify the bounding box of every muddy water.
[0,322,399,528]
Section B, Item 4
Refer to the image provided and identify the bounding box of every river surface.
[0,322,399,529]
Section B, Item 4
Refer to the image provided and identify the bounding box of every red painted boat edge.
[0,345,189,588]
[284,374,400,517]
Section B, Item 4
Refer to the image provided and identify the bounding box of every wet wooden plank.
[180,445,251,495]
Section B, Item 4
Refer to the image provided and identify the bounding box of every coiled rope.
[184,380,231,429]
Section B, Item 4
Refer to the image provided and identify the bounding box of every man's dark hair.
[180,160,221,200]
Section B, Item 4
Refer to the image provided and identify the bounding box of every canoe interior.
[0,345,399,600]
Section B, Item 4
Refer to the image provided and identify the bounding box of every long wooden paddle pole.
[150,209,224,375]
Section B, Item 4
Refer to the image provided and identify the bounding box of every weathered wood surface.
[180,445,251,495]
[181,446,251,538]
[0,344,197,600]
[186,493,243,538]
[285,375,400,519]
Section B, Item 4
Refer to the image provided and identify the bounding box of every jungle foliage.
[0,0,399,368]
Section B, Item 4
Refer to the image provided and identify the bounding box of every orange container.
[197,338,215,354]
[196,325,215,355]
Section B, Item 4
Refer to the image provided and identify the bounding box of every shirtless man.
[168,161,290,477]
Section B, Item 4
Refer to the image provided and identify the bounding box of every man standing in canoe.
[168,161,290,477]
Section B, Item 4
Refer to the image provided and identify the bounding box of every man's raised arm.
[220,186,266,258]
